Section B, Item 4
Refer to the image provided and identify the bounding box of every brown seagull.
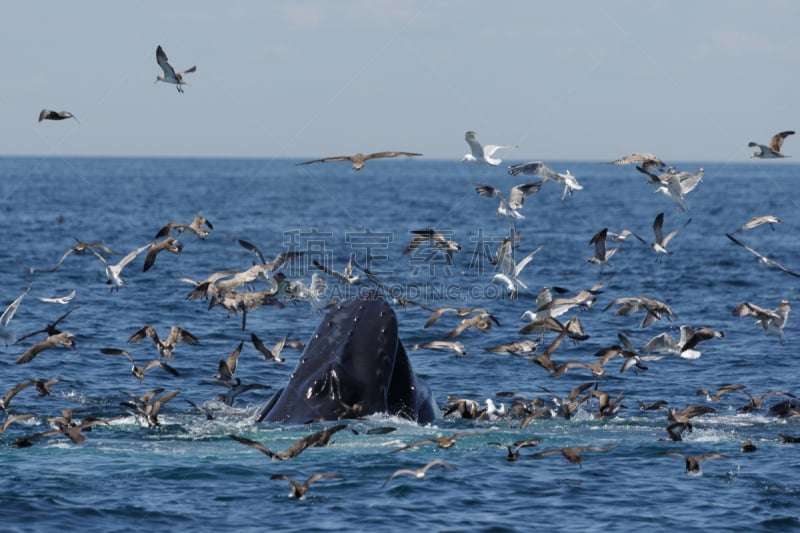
[297,151,422,171]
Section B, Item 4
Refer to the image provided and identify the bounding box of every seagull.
[143,237,183,272]
[312,256,359,285]
[1,287,29,346]
[725,233,800,278]
[462,130,516,166]
[383,459,456,487]
[651,212,691,261]
[732,299,790,344]
[402,229,462,258]
[488,438,541,461]
[653,168,704,212]
[128,325,199,359]
[35,289,77,305]
[16,331,76,365]
[100,348,180,381]
[389,430,490,454]
[296,151,422,171]
[1,380,33,411]
[229,427,333,461]
[155,45,196,93]
[586,228,618,270]
[660,452,731,474]
[491,239,544,297]
[603,295,676,328]
[155,215,213,239]
[0,414,36,434]
[530,445,616,466]
[749,131,795,158]
[16,308,75,343]
[640,325,724,360]
[38,109,78,122]
[734,215,781,233]
[508,161,583,201]
[409,340,467,357]
[120,389,180,428]
[251,332,288,364]
[610,152,665,172]
[270,473,343,499]
[31,237,119,273]
[90,243,150,291]
[474,182,543,219]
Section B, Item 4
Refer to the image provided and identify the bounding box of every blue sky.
[1,1,798,161]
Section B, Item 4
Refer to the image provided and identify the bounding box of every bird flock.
[7,44,800,502]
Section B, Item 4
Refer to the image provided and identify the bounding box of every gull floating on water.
[155,45,196,93]
[462,131,516,166]
[748,130,795,158]
[270,473,343,500]
[297,151,422,171]
[38,109,78,123]
[508,161,583,201]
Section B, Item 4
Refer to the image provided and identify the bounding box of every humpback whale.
[257,292,439,424]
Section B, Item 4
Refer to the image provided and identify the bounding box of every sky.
[1,1,798,162]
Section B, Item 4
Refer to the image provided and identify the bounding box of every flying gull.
[725,233,800,278]
[155,45,196,93]
[38,109,78,122]
[508,161,583,201]
[297,151,422,171]
[734,215,781,233]
[474,182,543,219]
[610,152,665,172]
[748,130,794,158]
[462,131,516,166]
[732,299,790,344]
[651,212,691,261]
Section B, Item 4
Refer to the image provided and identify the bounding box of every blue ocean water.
[0,156,799,532]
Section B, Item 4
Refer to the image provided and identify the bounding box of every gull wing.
[508,182,543,209]
[770,131,795,153]
[296,155,354,166]
[364,151,422,160]
[464,131,485,159]
[156,45,178,79]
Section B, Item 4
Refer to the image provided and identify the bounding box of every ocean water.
[0,156,799,532]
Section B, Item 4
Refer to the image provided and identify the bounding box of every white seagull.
[90,243,151,291]
[733,300,790,344]
[749,131,795,158]
[508,161,583,201]
[155,45,196,93]
[491,239,544,298]
[653,168,704,211]
[0,287,30,346]
[462,131,516,166]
